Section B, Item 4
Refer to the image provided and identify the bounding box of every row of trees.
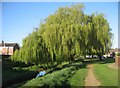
[11,4,113,64]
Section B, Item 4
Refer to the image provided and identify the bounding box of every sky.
[1,2,118,48]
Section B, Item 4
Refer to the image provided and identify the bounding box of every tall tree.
[11,3,113,64]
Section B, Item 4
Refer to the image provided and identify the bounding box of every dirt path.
[85,64,100,87]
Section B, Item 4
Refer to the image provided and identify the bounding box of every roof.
[109,48,120,52]
[0,43,19,47]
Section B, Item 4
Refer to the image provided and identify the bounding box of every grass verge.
[68,68,88,86]
[93,63,118,86]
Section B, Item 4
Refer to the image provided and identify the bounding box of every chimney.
[2,40,4,46]
[2,40,5,47]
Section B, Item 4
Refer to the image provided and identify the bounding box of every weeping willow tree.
[11,4,112,64]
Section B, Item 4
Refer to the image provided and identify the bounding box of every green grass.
[5,57,117,87]
[68,68,88,86]
[93,63,118,86]
[22,62,84,87]
[22,66,76,87]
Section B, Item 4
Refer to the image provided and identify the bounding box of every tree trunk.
[92,55,94,59]
[98,55,102,60]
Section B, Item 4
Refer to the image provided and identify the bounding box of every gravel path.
[85,64,100,87]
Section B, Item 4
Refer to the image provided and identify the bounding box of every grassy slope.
[68,68,88,86]
[22,62,84,87]
[22,66,76,87]
[93,63,118,86]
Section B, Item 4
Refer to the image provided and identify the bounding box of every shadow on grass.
[63,62,86,69]
[2,69,37,88]
[2,58,37,87]
[47,60,87,75]
[83,58,115,65]
[2,58,34,72]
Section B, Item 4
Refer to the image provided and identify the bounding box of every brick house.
[0,41,20,55]
[109,48,120,54]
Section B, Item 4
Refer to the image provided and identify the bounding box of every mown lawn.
[68,68,88,86]
[93,63,118,86]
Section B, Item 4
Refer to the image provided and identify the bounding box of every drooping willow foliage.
[11,4,113,64]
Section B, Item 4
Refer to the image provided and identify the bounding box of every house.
[109,48,120,55]
[105,48,120,58]
[0,41,20,55]
[103,48,120,58]
[109,48,120,54]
